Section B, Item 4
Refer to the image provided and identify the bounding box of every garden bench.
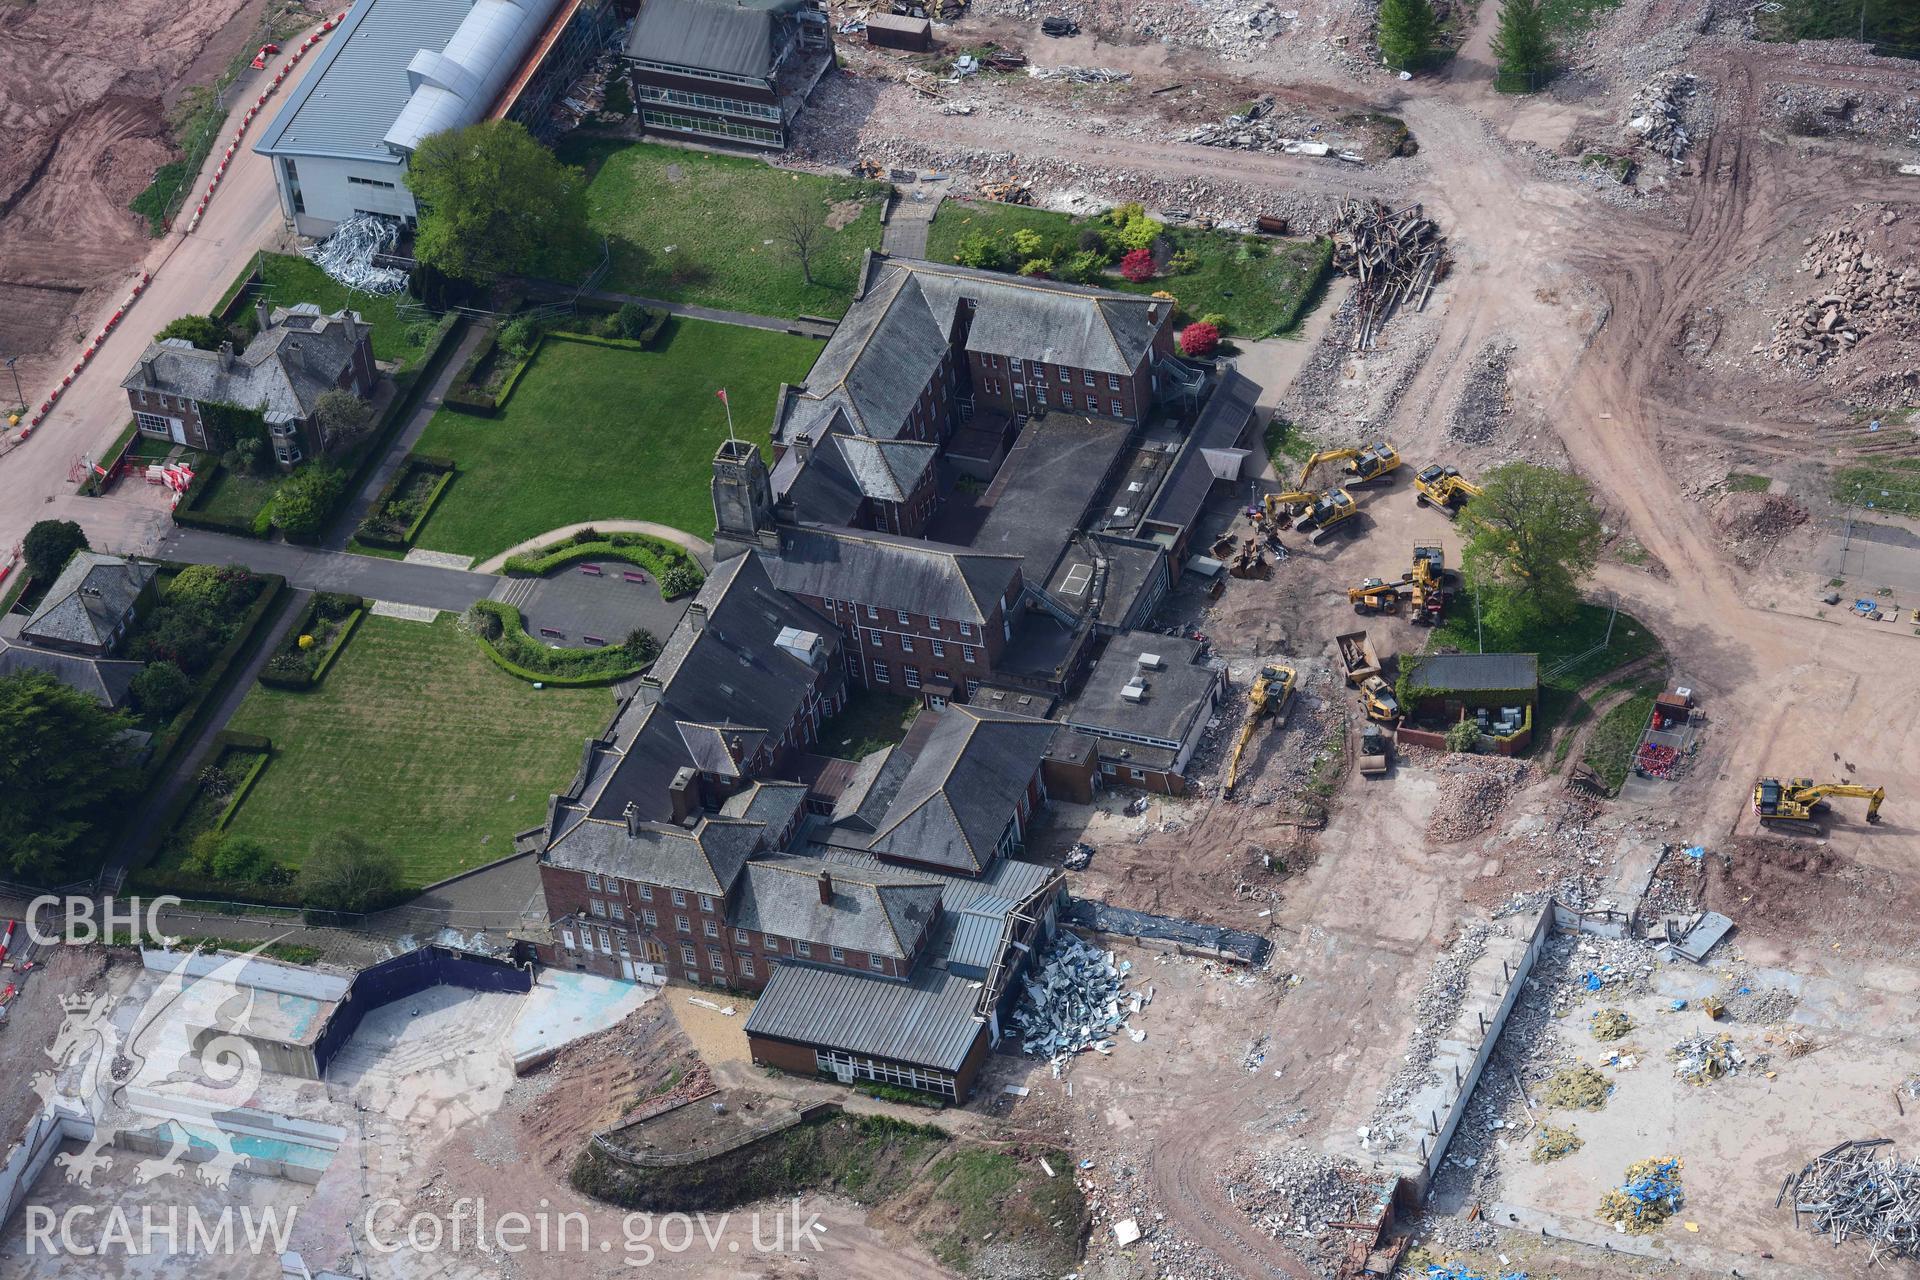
[622,570,649,585]
[577,564,604,576]
[539,627,565,639]
[583,635,607,647]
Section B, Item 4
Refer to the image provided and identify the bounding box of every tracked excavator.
[1413,464,1483,513]
[1262,487,1362,543]
[1752,777,1885,828]
[1223,665,1297,796]
[1346,577,1407,615]
[1298,442,1403,489]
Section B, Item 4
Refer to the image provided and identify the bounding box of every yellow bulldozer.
[1752,777,1885,828]
[1412,464,1483,514]
[1223,665,1297,796]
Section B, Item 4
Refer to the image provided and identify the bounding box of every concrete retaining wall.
[0,1108,92,1234]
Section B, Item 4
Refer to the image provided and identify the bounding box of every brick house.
[119,302,376,468]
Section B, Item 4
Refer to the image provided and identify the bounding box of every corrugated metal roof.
[743,961,985,1072]
[255,0,540,163]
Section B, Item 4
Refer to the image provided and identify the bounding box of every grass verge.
[550,139,888,318]
[410,323,821,557]
[1833,457,1920,517]
[1428,600,1664,742]
[208,614,613,888]
[1582,686,1658,793]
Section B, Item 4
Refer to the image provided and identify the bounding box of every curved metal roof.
[383,0,562,153]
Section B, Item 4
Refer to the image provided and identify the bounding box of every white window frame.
[586,873,602,891]
[704,920,718,938]
[1108,373,1120,391]
[873,660,890,683]
[560,928,576,951]
[796,941,812,958]
[904,665,921,689]
[741,956,756,979]
[962,646,977,663]
[901,635,914,653]
[699,894,714,913]
[637,884,653,901]
[677,915,691,933]
[931,640,945,658]
[682,945,698,966]
[869,953,886,971]
[736,929,750,945]
[642,910,658,927]
[830,947,846,963]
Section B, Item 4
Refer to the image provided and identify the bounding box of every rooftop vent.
[1137,652,1164,671]
[1120,678,1148,703]
[775,626,824,668]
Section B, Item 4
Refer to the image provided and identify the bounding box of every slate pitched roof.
[773,254,1168,446]
[835,436,937,503]
[865,705,1056,873]
[545,810,770,896]
[625,0,807,80]
[121,305,364,425]
[22,553,154,651]
[0,637,144,707]
[761,525,1020,625]
[730,856,944,958]
[1406,652,1539,693]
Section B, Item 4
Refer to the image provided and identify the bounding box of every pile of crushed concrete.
[1426,757,1533,844]
[1764,212,1920,373]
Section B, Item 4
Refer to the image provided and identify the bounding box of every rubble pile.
[1425,756,1532,844]
[1624,72,1697,161]
[1727,984,1799,1024]
[1598,1156,1684,1234]
[1710,491,1808,566]
[1182,97,1362,159]
[1590,1008,1633,1041]
[1765,218,1920,370]
[1532,1125,1584,1164]
[1370,924,1490,1132]
[1785,1139,1920,1263]
[1671,1032,1741,1084]
[1331,199,1444,349]
[1543,1063,1612,1111]
[1765,82,1920,149]
[970,0,1304,59]
[1010,934,1144,1070]
[1240,1148,1379,1269]
[1448,339,1514,444]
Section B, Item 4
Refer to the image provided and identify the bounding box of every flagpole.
[718,387,737,445]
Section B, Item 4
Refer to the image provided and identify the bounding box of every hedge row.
[169,460,274,538]
[213,744,273,832]
[355,455,456,549]
[443,325,540,417]
[139,573,286,783]
[502,532,703,599]
[468,599,654,685]
[259,592,366,689]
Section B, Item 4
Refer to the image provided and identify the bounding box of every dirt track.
[0,0,274,404]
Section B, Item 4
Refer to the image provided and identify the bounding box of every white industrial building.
[255,0,571,237]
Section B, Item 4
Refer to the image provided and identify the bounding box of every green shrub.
[130,661,192,717]
[465,599,652,682]
[405,321,437,348]
[953,231,1004,270]
[272,466,348,538]
[500,315,544,358]
[658,562,703,599]
[168,563,257,612]
[466,602,504,641]
[1444,719,1480,753]
[1058,249,1109,284]
[618,302,650,339]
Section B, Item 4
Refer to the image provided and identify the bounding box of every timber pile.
[1331,200,1443,350]
[1765,220,1920,368]
[1782,1139,1920,1264]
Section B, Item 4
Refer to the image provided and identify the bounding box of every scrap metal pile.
[302,213,409,296]
[1331,200,1443,350]
[1010,934,1149,1072]
[1782,1139,1920,1263]
[1671,1032,1741,1084]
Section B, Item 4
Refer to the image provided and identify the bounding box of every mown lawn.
[923,201,1333,339]
[550,139,888,319]
[195,467,277,524]
[217,614,612,889]
[218,253,430,367]
[409,321,821,557]
[1427,599,1664,739]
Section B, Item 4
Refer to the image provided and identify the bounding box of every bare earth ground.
[0,0,301,401]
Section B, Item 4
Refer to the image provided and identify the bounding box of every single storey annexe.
[1396,651,1539,755]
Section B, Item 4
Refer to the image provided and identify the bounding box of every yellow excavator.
[1357,675,1400,724]
[1263,487,1362,544]
[1413,464,1483,514]
[1347,577,1407,615]
[1223,665,1297,796]
[1753,777,1885,827]
[1299,442,1402,489]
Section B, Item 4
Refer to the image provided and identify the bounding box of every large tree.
[1461,461,1603,628]
[0,672,139,884]
[23,519,88,582]
[407,120,589,285]
[1492,0,1554,92]
[1377,0,1439,70]
[154,314,224,351]
[773,189,828,286]
[298,831,400,914]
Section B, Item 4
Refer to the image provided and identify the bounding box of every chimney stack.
[255,299,271,334]
[1147,302,1162,324]
[623,800,641,836]
[140,356,158,387]
[686,602,707,633]
[218,341,236,370]
[817,871,833,905]
[668,767,701,824]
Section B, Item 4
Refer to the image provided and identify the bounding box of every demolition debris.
[302,212,409,296]
[1783,1138,1920,1263]
[1598,1156,1685,1234]
[1532,1125,1584,1164]
[1011,934,1150,1070]
[1671,1032,1741,1084]
[1590,1008,1633,1041]
[1765,216,1920,370]
[1332,200,1443,350]
[1625,72,1698,162]
[1543,1063,1612,1111]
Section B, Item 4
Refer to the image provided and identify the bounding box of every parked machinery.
[1347,577,1407,615]
[1260,487,1360,543]
[1413,464,1483,513]
[1403,545,1454,624]
[1358,722,1392,777]
[1223,665,1297,796]
[1752,777,1885,827]
[1357,675,1401,724]
[1298,441,1402,489]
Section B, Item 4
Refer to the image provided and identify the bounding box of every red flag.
[716,388,729,404]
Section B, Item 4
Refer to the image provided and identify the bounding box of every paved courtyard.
[513,559,690,648]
